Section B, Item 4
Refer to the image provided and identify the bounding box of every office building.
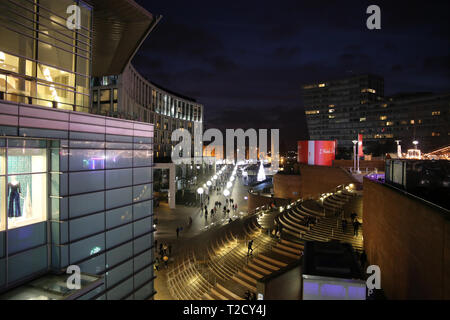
[302,74,449,157]
[0,0,158,300]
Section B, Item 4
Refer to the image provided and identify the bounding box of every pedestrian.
[342,218,347,233]
[163,255,169,269]
[205,211,208,220]
[227,209,230,216]
[351,212,357,223]
[211,209,214,217]
[176,227,179,239]
[159,243,163,252]
[204,205,207,212]
[214,207,217,214]
[353,220,360,236]
[154,239,157,250]
[155,257,160,271]
[245,290,251,300]
[229,218,233,224]
[247,240,254,256]
[163,243,168,255]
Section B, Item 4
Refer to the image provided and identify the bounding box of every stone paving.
[153,170,251,300]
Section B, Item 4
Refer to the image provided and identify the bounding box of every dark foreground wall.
[363,177,450,299]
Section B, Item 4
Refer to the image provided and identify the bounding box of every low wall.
[272,165,359,201]
[247,191,290,213]
[273,174,301,200]
[333,159,385,171]
[363,177,450,299]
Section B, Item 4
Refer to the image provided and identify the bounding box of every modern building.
[0,0,158,300]
[302,74,450,157]
[91,63,204,161]
[91,62,207,208]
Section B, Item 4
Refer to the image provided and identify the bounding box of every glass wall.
[0,0,92,112]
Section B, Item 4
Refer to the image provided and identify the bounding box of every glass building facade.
[0,102,155,300]
[0,0,92,112]
[91,63,204,160]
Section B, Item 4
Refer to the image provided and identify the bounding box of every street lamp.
[352,140,358,173]
[197,187,204,206]
[223,189,230,197]
[206,180,212,187]
[413,140,419,149]
[226,181,232,189]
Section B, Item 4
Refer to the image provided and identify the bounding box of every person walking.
[247,240,254,256]
[342,218,347,233]
[353,219,360,236]
[176,227,180,239]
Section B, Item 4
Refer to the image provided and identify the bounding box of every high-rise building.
[302,74,449,157]
[0,0,158,300]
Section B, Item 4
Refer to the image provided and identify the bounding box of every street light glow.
[197,187,204,195]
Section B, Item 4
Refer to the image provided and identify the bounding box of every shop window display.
[5,147,47,230]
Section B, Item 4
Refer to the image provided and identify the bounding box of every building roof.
[86,0,161,77]
[302,241,363,280]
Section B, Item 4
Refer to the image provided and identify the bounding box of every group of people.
[154,241,171,270]
[245,290,257,300]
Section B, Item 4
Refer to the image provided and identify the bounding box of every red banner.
[298,140,335,166]
[358,134,363,157]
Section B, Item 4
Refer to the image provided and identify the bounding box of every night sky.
[132,0,450,152]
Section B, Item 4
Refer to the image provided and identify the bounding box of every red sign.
[298,140,336,166]
[358,134,363,157]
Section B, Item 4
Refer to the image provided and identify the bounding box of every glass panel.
[106,187,132,210]
[7,222,46,255]
[69,149,105,171]
[37,63,75,88]
[0,177,4,232]
[106,242,133,268]
[134,217,151,237]
[68,191,104,218]
[105,168,132,189]
[106,277,133,300]
[69,212,104,242]
[69,170,104,194]
[133,200,152,221]
[106,260,132,289]
[7,174,47,230]
[105,205,132,229]
[7,148,47,174]
[78,253,105,275]
[8,246,47,283]
[133,234,152,254]
[106,150,132,169]
[133,167,152,185]
[133,250,152,272]
[134,283,153,300]
[105,224,132,249]
[133,184,152,203]
[69,233,105,264]
[134,266,152,288]
[133,150,152,167]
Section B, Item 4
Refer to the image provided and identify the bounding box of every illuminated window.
[361,88,376,94]
[328,115,335,119]
[305,110,320,115]
[380,116,387,120]
[382,103,387,108]
[328,109,335,113]
[318,83,326,88]
[410,120,415,124]
[360,117,366,122]
[432,111,440,116]
[329,104,335,108]
[432,132,440,136]
[386,121,393,126]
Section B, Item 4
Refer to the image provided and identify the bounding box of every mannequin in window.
[8,176,22,218]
